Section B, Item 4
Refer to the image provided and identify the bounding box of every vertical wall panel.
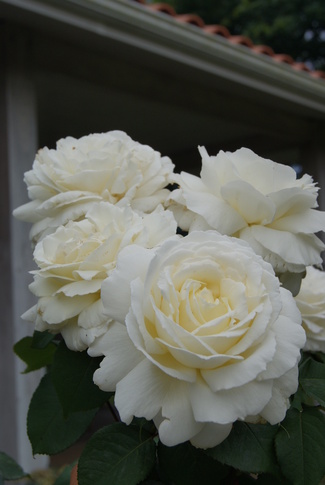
[0,25,48,472]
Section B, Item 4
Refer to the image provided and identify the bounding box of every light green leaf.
[158,441,229,485]
[0,452,27,480]
[13,336,56,373]
[78,423,156,485]
[27,373,97,455]
[51,341,112,417]
[205,421,280,476]
[275,407,325,485]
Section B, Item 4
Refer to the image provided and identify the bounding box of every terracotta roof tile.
[272,53,295,65]
[228,35,254,48]
[133,0,324,82]
[175,13,205,28]
[251,44,275,56]
[203,24,230,38]
[292,62,311,72]
[146,2,176,15]
[310,70,325,79]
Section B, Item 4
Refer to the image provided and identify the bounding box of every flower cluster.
[15,131,325,452]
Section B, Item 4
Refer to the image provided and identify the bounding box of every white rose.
[13,131,175,242]
[295,266,325,352]
[22,202,177,350]
[169,147,325,274]
[90,231,305,449]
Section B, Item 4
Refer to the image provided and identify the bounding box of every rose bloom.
[22,202,177,351]
[90,231,305,449]
[13,131,175,242]
[169,147,325,274]
[295,266,325,352]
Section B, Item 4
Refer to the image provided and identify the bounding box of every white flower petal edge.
[169,146,325,274]
[295,266,325,352]
[92,230,305,449]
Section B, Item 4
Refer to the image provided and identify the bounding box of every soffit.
[1,0,325,118]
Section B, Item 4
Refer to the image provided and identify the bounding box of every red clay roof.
[132,0,325,81]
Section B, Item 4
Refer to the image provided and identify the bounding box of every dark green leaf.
[252,474,290,484]
[158,441,228,485]
[27,373,97,455]
[275,407,325,485]
[0,452,27,480]
[139,480,164,485]
[291,384,316,411]
[78,422,156,485]
[205,421,280,476]
[13,336,56,373]
[299,358,325,407]
[138,481,164,485]
[313,352,325,364]
[52,341,112,417]
[31,330,57,349]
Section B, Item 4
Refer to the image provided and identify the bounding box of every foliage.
[0,451,28,483]
[7,333,325,484]
[152,0,325,70]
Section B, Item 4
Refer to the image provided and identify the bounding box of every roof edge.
[2,0,325,115]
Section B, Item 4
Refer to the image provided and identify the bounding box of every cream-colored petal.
[190,376,273,424]
[101,245,154,322]
[201,331,276,391]
[190,422,233,449]
[158,380,204,446]
[92,322,143,391]
[221,180,275,225]
[115,359,171,424]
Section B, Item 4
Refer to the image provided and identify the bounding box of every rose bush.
[90,230,305,449]
[13,131,175,242]
[295,265,325,352]
[169,147,325,275]
[10,133,325,485]
[22,202,177,351]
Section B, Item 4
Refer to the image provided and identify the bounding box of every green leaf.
[13,336,56,373]
[313,351,325,364]
[139,481,164,485]
[78,423,156,485]
[31,330,57,349]
[0,452,27,480]
[250,474,290,484]
[51,341,112,417]
[275,407,325,485]
[299,358,325,407]
[290,385,316,411]
[158,441,229,485]
[27,373,97,455]
[205,421,280,476]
